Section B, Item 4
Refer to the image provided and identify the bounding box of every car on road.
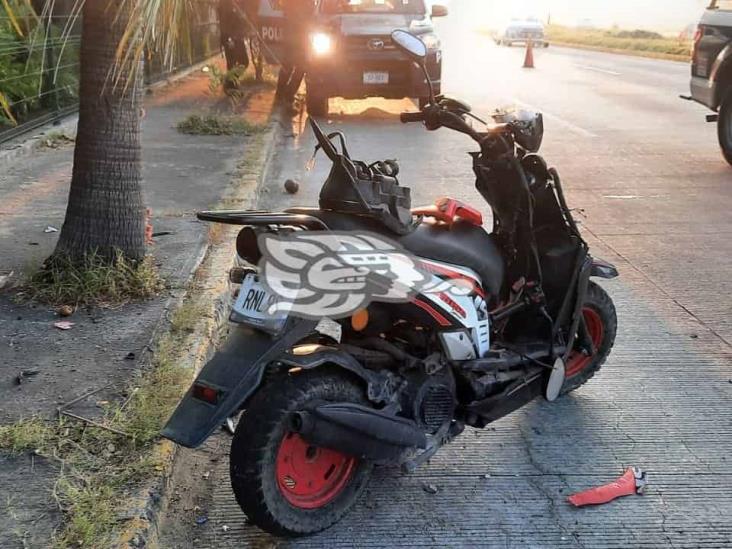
[254,0,447,116]
[495,18,549,48]
[304,0,448,115]
[689,0,732,165]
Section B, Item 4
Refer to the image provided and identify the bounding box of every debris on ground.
[284,179,300,194]
[567,467,647,507]
[222,525,230,532]
[195,516,209,526]
[53,321,75,331]
[15,370,40,385]
[44,226,59,233]
[0,271,13,290]
[57,305,74,317]
[422,483,439,495]
[125,352,136,361]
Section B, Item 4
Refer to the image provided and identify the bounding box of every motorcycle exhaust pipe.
[288,403,427,462]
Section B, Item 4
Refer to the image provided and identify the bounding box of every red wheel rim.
[275,432,356,509]
[565,307,604,378]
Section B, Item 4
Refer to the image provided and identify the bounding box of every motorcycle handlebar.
[400,111,425,124]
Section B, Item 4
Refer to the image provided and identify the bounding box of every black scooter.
[162,30,618,537]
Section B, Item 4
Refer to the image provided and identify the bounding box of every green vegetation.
[0,417,52,454]
[177,113,267,135]
[0,1,79,128]
[22,250,164,307]
[546,24,691,60]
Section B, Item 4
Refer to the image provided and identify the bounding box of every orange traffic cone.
[523,39,535,69]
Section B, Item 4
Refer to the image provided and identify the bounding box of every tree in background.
[54,0,147,261]
[2,0,196,267]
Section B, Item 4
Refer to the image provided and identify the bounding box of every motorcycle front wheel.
[561,281,617,395]
[229,369,373,537]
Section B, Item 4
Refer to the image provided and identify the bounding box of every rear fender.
[280,347,399,405]
[161,318,316,448]
[590,257,619,280]
[710,44,732,109]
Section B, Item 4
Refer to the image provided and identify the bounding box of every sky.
[446,0,711,32]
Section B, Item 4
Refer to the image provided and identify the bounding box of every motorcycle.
[162,30,618,537]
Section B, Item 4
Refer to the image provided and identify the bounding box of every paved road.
[160,16,732,549]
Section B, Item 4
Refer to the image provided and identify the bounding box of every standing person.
[219,0,250,72]
[277,0,316,103]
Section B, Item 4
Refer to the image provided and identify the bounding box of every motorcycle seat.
[285,208,505,300]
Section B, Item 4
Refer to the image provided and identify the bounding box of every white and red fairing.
[413,258,490,360]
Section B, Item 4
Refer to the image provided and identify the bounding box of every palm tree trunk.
[54,0,146,262]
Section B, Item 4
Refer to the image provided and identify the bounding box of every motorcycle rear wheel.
[561,281,617,395]
[229,369,373,537]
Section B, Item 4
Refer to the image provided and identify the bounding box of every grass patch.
[169,301,206,334]
[40,130,75,149]
[0,417,52,454]
[21,250,164,307]
[177,113,267,136]
[0,318,193,547]
[545,24,691,59]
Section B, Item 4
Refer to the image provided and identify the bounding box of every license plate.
[363,71,389,85]
[231,274,290,333]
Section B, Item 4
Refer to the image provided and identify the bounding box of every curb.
[115,105,285,549]
[0,115,79,168]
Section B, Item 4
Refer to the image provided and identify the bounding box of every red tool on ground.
[523,39,535,69]
[567,467,648,507]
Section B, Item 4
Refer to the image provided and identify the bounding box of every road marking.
[514,98,598,138]
[575,64,621,76]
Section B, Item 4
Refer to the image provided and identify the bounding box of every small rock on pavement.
[284,179,300,194]
[422,483,439,495]
[53,321,74,330]
[57,305,74,317]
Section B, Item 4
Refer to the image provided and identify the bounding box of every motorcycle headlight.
[310,32,333,56]
[420,32,441,51]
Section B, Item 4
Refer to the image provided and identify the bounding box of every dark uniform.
[219,0,249,71]
[277,0,316,102]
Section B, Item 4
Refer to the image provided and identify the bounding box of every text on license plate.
[363,71,389,85]
[232,275,289,332]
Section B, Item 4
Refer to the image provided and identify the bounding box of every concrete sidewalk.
[0,67,276,548]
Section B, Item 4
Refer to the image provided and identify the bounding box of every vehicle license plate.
[231,274,290,333]
[363,71,389,85]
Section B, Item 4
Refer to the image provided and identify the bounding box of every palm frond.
[0,91,17,125]
[114,0,198,90]
[1,0,24,36]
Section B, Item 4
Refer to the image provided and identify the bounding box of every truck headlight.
[311,32,333,56]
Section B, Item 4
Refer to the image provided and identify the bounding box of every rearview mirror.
[431,4,448,18]
[390,30,427,61]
